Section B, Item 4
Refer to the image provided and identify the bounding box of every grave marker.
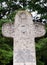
[2,11,46,65]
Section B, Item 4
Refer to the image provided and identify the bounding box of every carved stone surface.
[15,49,35,63]
[2,11,46,65]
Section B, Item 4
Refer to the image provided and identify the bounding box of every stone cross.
[2,11,46,65]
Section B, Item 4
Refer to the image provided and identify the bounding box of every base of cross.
[13,62,36,65]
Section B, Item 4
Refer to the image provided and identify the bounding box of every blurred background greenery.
[0,0,47,65]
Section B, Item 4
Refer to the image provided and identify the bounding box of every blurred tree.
[0,0,47,20]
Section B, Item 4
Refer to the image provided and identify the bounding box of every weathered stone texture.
[2,11,46,65]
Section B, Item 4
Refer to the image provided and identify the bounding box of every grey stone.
[2,11,46,65]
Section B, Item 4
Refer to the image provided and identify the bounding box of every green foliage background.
[0,0,47,65]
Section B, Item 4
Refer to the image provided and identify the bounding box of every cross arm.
[2,23,14,38]
[34,22,46,38]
